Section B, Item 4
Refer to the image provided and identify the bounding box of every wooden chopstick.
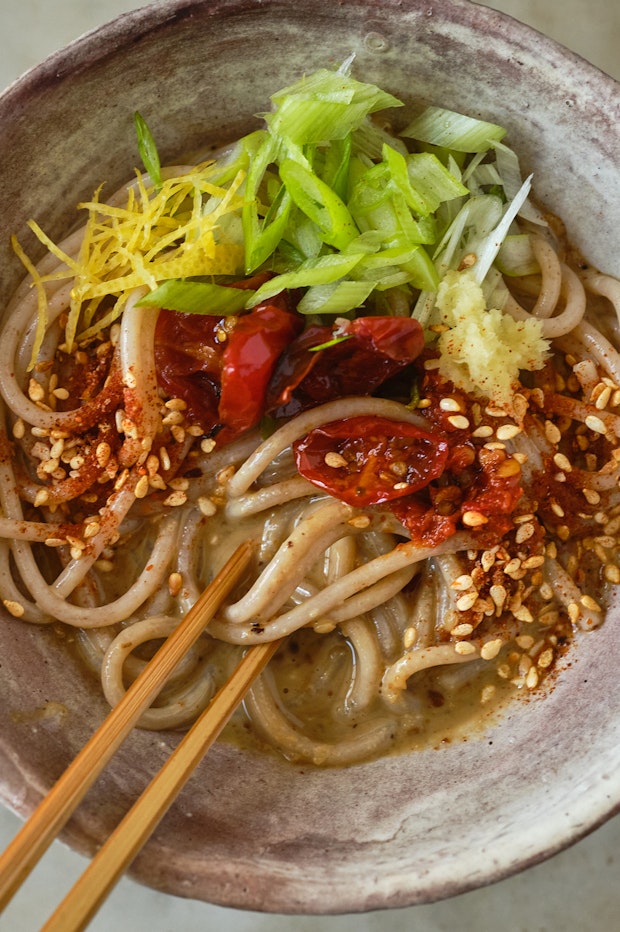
[0,540,253,912]
[41,636,281,932]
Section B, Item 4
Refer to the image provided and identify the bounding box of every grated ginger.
[434,269,549,415]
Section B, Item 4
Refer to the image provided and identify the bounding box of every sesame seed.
[70,546,84,561]
[452,574,474,591]
[83,521,101,539]
[521,555,545,570]
[516,634,535,649]
[489,585,507,611]
[96,442,111,468]
[537,648,554,669]
[452,623,475,638]
[550,501,565,518]
[165,398,188,411]
[481,549,497,572]
[462,510,489,527]
[496,424,522,441]
[171,425,186,444]
[197,496,217,517]
[348,514,371,529]
[28,378,45,402]
[52,387,70,400]
[44,537,64,547]
[200,438,216,454]
[580,594,601,612]
[525,666,539,689]
[585,414,607,434]
[567,602,581,624]
[456,591,479,612]
[447,414,470,430]
[162,409,184,427]
[515,522,535,544]
[34,488,50,507]
[313,620,336,634]
[403,626,417,649]
[454,641,477,655]
[553,452,573,472]
[3,599,25,618]
[604,564,620,584]
[480,638,503,660]
[168,572,183,596]
[472,425,494,438]
[12,418,25,439]
[544,420,562,444]
[496,458,521,478]
[582,488,601,506]
[439,397,462,412]
[513,605,534,623]
[163,490,188,507]
[216,465,235,485]
[134,475,150,499]
[480,683,496,704]
[393,481,409,490]
[594,385,612,410]
[159,447,172,471]
[168,477,189,491]
[325,451,347,468]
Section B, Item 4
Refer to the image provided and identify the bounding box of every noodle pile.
[1,68,620,766]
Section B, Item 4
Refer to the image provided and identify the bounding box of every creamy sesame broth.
[1,65,620,766]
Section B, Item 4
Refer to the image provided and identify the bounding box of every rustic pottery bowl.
[1,0,619,914]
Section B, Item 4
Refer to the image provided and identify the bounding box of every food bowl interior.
[0,0,619,914]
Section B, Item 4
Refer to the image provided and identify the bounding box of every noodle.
[1,66,620,766]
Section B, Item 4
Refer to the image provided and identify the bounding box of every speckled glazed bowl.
[1,0,619,914]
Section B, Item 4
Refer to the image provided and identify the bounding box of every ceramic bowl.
[1,0,619,913]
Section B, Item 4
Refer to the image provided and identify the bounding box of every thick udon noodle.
[1,172,620,767]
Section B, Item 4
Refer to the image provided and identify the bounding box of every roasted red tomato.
[293,415,449,506]
[266,316,425,416]
[218,303,303,443]
[154,289,302,443]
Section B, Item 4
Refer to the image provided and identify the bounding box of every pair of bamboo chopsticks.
[0,541,278,931]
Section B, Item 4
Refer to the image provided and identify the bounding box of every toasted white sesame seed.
[34,488,50,507]
[582,488,601,505]
[515,522,535,544]
[451,574,474,591]
[171,425,186,444]
[462,510,489,527]
[3,599,25,617]
[526,666,539,689]
[481,638,503,660]
[452,623,475,638]
[580,594,601,612]
[447,414,470,430]
[168,572,183,596]
[544,420,562,444]
[134,475,149,499]
[513,605,534,623]
[348,515,371,529]
[496,423,522,441]
[165,397,188,411]
[324,451,347,468]
[439,397,462,412]
[28,378,45,402]
[454,641,477,655]
[200,438,216,454]
[12,418,25,439]
[553,452,572,472]
[456,591,479,612]
[585,414,607,434]
[472,425,494,438]
[537,648,554,669]
[163,490,188,507]
[480,683,496,704]
[197,496,217,517]
[83,521,101,539]
[403,626,417,649]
